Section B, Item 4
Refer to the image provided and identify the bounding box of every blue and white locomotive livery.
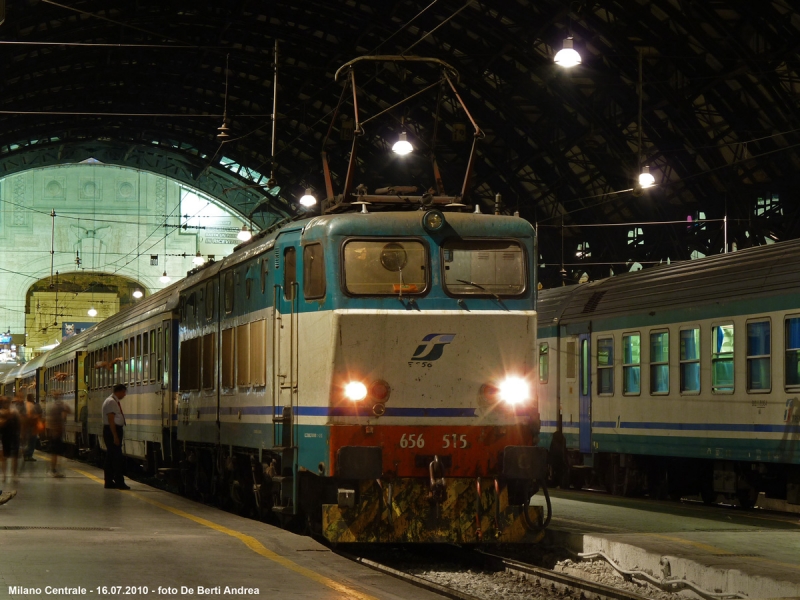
[537,239,800,508]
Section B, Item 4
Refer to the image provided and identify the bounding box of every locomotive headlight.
[344,381,368,401]
[422,209,445,232]
[498,376,529,405]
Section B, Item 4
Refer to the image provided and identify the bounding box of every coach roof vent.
[581,291,607,314]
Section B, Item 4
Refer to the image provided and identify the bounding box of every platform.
[0,454,445,600]
[540,489,800,599]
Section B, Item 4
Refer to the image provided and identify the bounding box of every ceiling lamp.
[159,271,171,284]
[392,131,413,155]
[237,225,252,242]
[638,165,655,188]
[192,252,205,266]
[132,288,144,299]
[87,307,98,317]
[299,188,317,207]
[554,37,581,68]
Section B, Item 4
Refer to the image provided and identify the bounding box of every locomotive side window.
[680,328,700,393]
[179,337,201,391]
[650,331,669,394]
[303,243,326,299]
[786,317,800,390]
[597,337,614,395]
[202,333,216,390]
[442,240,525,296]
[746,320,771,392]
[221,328,235,389]
[538,343,549,384]
[622,333,641,395]
[284,247,297,300]
[343,239,427,295]
[712,324,734,392]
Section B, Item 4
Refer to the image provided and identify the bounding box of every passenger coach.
[538,240,800,508]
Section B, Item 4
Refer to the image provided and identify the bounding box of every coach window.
[580,339,589,397]
[650,331,669,394]
[150,328,157,382]
[597,337,614,395]
[538,343,549,384]
[206,281,215,321]
[566,340,577,380]
[303,244,326,299]
[442,240,525,296]
[136,334,143,384]
[622,333,641,395]
[786,317,800,391]
[747,320,771,392]
[224,272,234,314]
[157,327,163,385]
[129,337,135,384]
[344,240,427,296]
[680,328,700,393]
[143,332,150,384]
[284,247,297,300]
[712,324,735,393]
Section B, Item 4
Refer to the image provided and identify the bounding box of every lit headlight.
[498,377,529,405]
[422,209,445,232]
[344,381,368,401]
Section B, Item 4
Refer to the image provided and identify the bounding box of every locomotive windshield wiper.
[456,279,504,305]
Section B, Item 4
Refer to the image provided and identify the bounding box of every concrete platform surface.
[540,489,800,599]
[0,454,445,600]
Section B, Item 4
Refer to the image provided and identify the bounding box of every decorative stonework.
[117,180,136,201]
[44,177,66,200]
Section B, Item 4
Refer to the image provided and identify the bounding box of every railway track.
[341,545,655,600]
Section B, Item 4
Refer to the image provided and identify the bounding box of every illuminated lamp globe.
[132,288,144,299]
[392,131,413,155]
[299,189,317,207]
[554,37,581,68]
[638,165,655,189]
[237,225,252,242]
[159,271,171,284]
[192,251,205,266]
[87,307,98,317]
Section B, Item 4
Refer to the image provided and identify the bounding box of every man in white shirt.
[102,384,130,490]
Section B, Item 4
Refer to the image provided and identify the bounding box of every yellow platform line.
[71,468,378,600]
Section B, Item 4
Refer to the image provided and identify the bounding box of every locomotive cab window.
[442,240,525,296]
[712,323,734,393]
[343,239,427,296]
[746,320,770,392]
[303,243,326,299]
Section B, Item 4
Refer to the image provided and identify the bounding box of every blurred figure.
[23,394,42,462]
[47,392,72,477]
[0,396,21,483]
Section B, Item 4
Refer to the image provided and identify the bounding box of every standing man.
[102,384,130,490]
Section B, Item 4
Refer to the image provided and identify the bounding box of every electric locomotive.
[177,207,548,543]
[538,240,800,508]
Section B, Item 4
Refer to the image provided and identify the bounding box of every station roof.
[1,1,798,284]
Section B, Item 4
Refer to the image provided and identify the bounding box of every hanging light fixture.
[554,37,581,68]
[132,288,144,299]
[159,271,171,284]
[392,131,413,155]
[88,306,98,317]
[638,165,655,188]
[192,251,205,266]
[299,188,317,207]
[237,225,252,241]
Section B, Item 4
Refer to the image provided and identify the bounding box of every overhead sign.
[62,322,96,339]
[0,334,11,344]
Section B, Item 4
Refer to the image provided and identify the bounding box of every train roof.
[17,353,48,380]
[537,238,800,328]
[84,282,182,346]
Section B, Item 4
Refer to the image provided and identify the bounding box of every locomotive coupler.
[428,455,447,509]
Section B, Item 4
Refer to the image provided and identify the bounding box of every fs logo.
[785,398,799,424]
[410,333,456,362]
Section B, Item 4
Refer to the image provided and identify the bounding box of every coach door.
[578,333,592,454]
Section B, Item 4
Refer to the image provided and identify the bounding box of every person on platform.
[47,392,72,477]
[22,394,42,462]
[0,396,21,483]
[102,384,130,490]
